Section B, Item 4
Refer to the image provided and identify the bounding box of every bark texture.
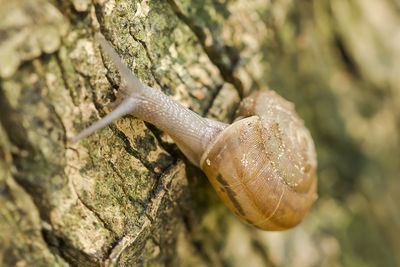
[0,0,399,266]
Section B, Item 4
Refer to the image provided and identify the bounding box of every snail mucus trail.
[71,34,318,231]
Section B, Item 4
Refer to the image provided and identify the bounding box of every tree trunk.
[1,0,399,266]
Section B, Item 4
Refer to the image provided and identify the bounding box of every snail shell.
[72,34,318,231]
[200,91,317,230]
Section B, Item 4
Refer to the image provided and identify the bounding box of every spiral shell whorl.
[201,91,317,230]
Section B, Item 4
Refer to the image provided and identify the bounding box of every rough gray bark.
[1,0,399,266]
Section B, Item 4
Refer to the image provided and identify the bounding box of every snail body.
[72,34,317,231]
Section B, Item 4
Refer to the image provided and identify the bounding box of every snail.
[71,34,317,231]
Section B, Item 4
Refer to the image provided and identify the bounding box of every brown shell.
[200,91,317,230]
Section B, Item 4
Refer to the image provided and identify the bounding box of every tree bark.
[1,0,399,266]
